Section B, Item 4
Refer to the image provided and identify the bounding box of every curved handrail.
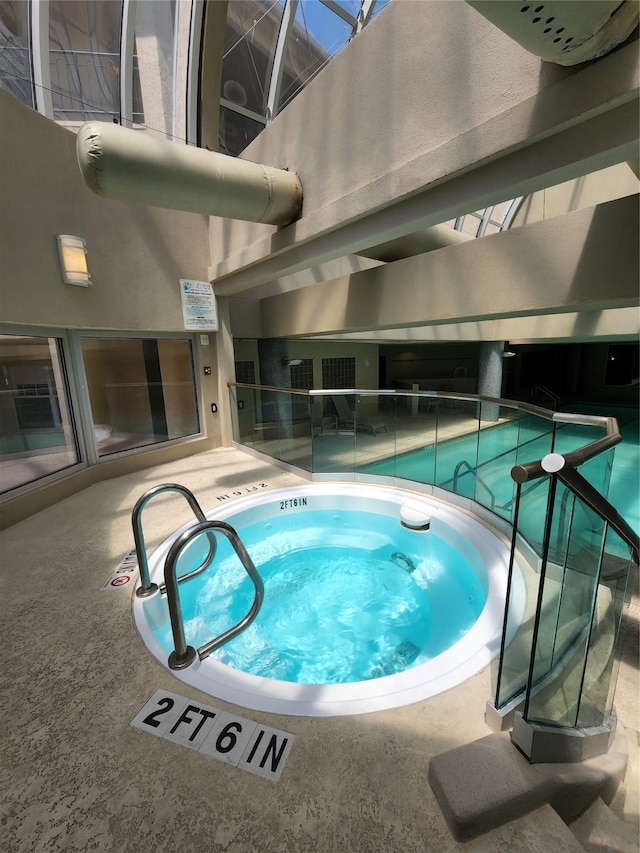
[543,455,639,565]
[164,520,264,671]
[132,483,216,598]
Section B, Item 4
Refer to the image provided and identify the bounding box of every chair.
[331,395,387,435]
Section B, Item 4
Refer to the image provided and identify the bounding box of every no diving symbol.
[110,574,132,588]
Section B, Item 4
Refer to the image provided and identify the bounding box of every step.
[609,726,640,829]
[569,797,639,853]
[463,803,585,852]
[428,727,628,842]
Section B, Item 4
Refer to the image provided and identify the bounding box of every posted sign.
[180,279,218,331]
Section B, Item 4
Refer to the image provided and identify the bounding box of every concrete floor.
[1,446,638,852]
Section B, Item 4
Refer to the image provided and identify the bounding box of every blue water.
[154,509,487,684]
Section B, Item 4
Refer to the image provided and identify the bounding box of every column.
[478,341,505,422]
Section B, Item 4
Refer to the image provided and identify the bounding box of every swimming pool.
[133,484,520,716]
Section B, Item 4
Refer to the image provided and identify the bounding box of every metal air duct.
[76,122,303,226]
[466,0,639,66]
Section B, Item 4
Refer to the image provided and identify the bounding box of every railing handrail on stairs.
[132,483,216,598]
[163,520,264,670]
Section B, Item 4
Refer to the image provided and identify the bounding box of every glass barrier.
[495,477,550,709]
[525,484,606,728]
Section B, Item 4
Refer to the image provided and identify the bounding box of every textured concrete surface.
[1,446,637,852]
[428,726,629,841]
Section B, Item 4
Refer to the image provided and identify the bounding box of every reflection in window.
[605,344,640,387]
[49,0,123,122]
[219,104,266,157]
[222,0,283,119]
[80,337,200,457]
[133,0,176,134]
[0,334,80,495]
[0,1,34,108]
[278,0,350,113]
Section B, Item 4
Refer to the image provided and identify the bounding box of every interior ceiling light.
[56,235,91,287]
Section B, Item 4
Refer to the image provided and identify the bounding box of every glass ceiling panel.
[49,0,122,122]
[222,0,285,120]
[219,104,267,157]
[133,0,176,135]
[277,0,352,112]
[326,1,361,18]
[0,1,34,108]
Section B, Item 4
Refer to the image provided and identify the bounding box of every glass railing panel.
[434,397,480,497]
[276,390,313,471]
[312,392,357,475]
[230,385,258,448]
[476,405,519,520]
[251,387,280,457]
[357,393,436,483]
[579,525,635,728]
[553,420,607,457]
[515,412,556,463]
[525,487,605,728]
[352,392,397,472]
[495,478,550,708]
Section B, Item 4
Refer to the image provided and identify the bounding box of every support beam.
[260,196,639,337]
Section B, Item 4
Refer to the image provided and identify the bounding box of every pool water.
[154,509,487,684]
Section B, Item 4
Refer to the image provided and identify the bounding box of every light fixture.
[56,235,91,286]
[503,351,516,358]
[281,357,303,367]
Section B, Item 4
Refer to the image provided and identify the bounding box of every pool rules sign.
[131,689,294,781]
[180,279,218,331]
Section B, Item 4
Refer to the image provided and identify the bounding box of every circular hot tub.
[133,484,522,716]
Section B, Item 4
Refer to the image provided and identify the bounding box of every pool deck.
[1,446,638,852]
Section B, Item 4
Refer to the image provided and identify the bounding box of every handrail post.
[131,483,216,598]
[164,527,198,669]
[162,520,264,670]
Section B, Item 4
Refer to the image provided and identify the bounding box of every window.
[80,336,200,456]
[322,356,355,389]
[290,359,314,390]
[0,334,80,494]
[604,344,640,386]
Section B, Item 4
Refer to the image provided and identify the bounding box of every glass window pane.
[49,0,122,122]
[277,0,351,113]
[133,0,176,135]
[222,0,284,119]
[80,337,199,457]
[219,104,266,156]
[0,334,80,494]
[0,1,34,108]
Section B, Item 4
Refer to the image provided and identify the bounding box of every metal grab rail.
[164,521,264,671]
[132,483,216,598]
[453,459,497,511]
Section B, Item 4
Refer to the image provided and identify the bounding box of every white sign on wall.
[180,279,218,331]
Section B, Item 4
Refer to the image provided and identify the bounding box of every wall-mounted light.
[281,357,303,367]
[56,235,91,286]
[503,351,516,358]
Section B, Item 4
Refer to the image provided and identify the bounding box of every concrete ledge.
[512,710,617,763]
[427,726,629,841]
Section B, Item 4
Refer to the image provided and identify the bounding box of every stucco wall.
[0,89,210,332]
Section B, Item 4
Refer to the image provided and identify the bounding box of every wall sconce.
[503,351,516,358]
[56,235,91,286]
[281,357,303,367]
